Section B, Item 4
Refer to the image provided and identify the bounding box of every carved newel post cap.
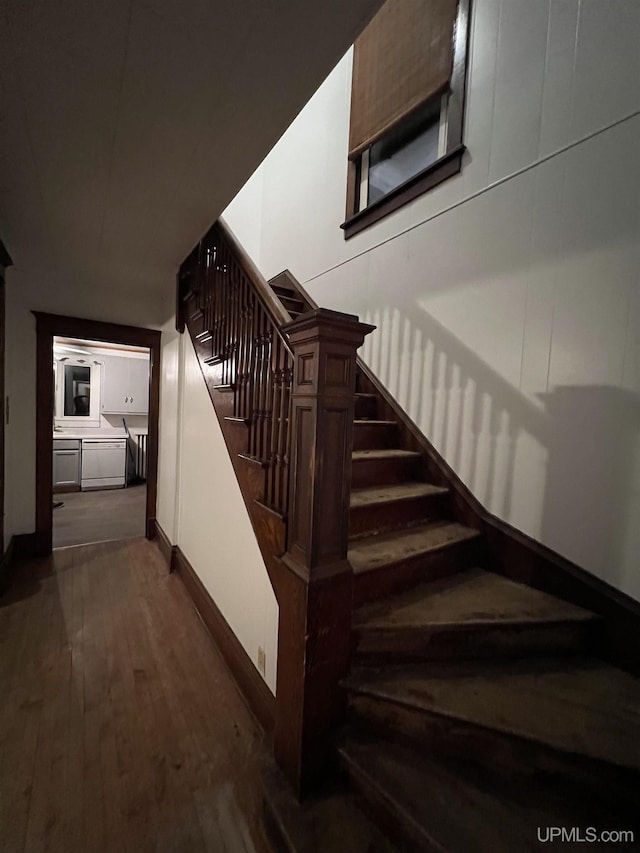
[282,307,376,346]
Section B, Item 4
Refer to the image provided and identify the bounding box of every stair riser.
[352,456,423,489]
[353,536,484,608]
[352,423,399,451]
[355,395,378,420]
[340,755,436,853]
[278,295,305,314]
[271,284,296,299]
[349,492,449,539]
[353,620,600,664]
[347,695,639,810]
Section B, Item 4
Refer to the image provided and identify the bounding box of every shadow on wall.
[360,306,640,597]
[362,305,550,520]
[538,385,640,593]
[301,117,640,593]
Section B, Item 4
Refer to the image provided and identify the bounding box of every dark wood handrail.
[218,217,293,337]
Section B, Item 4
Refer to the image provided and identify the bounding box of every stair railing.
[178,219,293,517]
[177,218,374,796]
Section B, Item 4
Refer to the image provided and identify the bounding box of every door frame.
[0,242,12,558]
[34,312,161,555]
[0,275,5,556]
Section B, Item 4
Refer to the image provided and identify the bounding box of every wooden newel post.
[275,308,374,795]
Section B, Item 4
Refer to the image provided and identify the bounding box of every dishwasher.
[81,439,127,490]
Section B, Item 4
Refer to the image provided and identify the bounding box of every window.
[54,357,102,428]
[342,0,470,239]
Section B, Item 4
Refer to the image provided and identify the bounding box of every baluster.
[194,239,204,316]
[266,337,281,508]
[261,323,273,464]
[261,325,274,477]
[203,244,210,337]
[227,264,234,387]
[236,277,247,419]
[211,242,219,360]
[206,243,215,351]
[247,296,256,429]
[220,242,228,374]
[227,245,234,377]
[248,301,260,457]
[212,242,218,358]
[216,242,225,362]
[242,280,251,419]
[226,246,233,378]
[231,265,240,389]
[252,311,265,459]
[279,359,292,515]
[258,313,270,461]
[221,249,229,384]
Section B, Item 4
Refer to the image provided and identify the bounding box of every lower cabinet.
[52,439,81,493]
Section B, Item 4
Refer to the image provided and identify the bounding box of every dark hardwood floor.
[0,538,274,853]
[52,484,147,549]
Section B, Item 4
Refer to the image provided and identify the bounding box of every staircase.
[267,273,640,851]
[178,225,640,852]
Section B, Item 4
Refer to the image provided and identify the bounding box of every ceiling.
[0,0,381,293]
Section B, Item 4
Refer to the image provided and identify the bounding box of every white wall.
[223,165,265,264]
[171,333,278,693]
[156,321,181,543]
[224,0,640,601]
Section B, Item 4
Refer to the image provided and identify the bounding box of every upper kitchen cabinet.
[101,355,149,415]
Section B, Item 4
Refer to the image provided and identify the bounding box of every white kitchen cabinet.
[52,439,81,492]
[127,357,150,414]
[101,356,149,415]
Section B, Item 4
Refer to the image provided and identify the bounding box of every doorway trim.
[34,312,161,555]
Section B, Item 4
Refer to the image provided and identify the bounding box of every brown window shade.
[349,0,459,159]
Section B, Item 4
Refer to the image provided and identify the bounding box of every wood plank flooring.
[0,538,274,853]
[52,485,146,549]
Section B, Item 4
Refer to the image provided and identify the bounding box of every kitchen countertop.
[53,432,127,441]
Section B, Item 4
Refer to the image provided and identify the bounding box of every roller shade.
[349,0,458,159]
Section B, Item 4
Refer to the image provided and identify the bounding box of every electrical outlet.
[257,646,266,676]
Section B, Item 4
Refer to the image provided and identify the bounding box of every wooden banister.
[179,220,295,518]
[218,217,292,330]
[177,222,374,796]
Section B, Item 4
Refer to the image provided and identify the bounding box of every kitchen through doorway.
[52,335,151,549]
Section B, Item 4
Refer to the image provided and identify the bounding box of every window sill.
[341,144,465,240]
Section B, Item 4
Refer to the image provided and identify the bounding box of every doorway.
[51,335,151,548]
[35,313,161,556]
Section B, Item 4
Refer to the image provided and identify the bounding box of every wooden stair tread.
[345,658,640,772]
[353,567,598,629]
[340,739,637,853]
[262,756,399,853]
[352,449,421,461]
[353,420,397,426]
[350,482,447,510]
[348,522,480,575]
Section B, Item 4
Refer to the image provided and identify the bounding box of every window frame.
[54,356,103,428]
[341,0,471,240]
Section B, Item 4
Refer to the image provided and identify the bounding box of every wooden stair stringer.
[182,321,288,605]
